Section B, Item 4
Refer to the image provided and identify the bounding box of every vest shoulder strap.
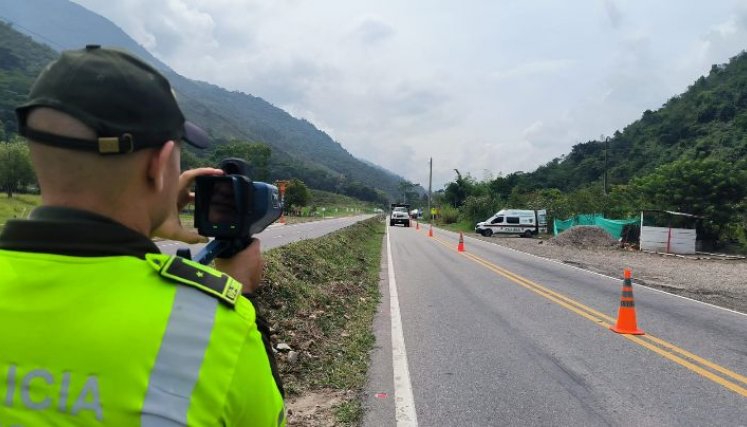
[146,254,241,307]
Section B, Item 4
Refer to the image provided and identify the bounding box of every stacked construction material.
[548,225,618,248]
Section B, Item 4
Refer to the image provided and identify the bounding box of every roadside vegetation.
[284,189,378,221]
[309,189,376,211]
[281,180,378,218]
[0,193,39,227]
[256,217,385,425]
[0,138,378,229]
[410,52,747,251]
[435,218,478,234]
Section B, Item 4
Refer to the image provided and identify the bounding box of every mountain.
[519,51,747,192]
[444,51,747,244]
[0,0,405,200]
[0,22,57,139]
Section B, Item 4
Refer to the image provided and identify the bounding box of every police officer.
[0,46,285,426]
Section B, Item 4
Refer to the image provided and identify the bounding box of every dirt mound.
[549,225,618,248]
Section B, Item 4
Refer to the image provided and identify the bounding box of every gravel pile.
[472,233,747,313]
[548,226,618,248]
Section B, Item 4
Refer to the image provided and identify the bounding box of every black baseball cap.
[16,45,209,154]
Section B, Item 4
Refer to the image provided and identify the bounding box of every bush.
[439,205,460,224]
[285,178,311,210]
[461,195,497,224]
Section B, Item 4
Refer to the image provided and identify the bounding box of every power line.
[0,15,65,51]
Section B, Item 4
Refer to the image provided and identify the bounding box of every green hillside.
[170,75,391,198]
[0,22,57,138]
[524,52,747,192]
[310,189,375,209]
[0,0,405,201]
[437,52,747,247]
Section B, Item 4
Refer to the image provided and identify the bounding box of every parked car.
[475,209,547,237]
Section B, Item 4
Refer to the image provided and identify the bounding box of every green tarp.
[553,213,639,239]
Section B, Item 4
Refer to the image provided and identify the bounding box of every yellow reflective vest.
[0,250,285,426]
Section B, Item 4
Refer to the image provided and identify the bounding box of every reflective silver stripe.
[142,286,218,426]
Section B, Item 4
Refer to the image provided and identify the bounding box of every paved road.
[155,214,375,256]
[365,223,747,426]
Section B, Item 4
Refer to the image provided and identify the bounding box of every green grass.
[283,189,380,220]
[335,400,364,425]
[433,219,475,233]
[310,189,373,209]
[0,194,41,227]
[178,211,195,229]
[257,217,385,425]
[303,189,380,217]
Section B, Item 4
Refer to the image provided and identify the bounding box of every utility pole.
[428,157,432,222]
[603,137,609,196]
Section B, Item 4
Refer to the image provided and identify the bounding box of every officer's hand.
[153,167,224,243]
[215,238,264,294]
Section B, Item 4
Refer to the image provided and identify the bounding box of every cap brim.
[183,121,209,149]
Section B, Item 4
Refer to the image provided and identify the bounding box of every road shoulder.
[465,232,747,314]
[362,234,397,427]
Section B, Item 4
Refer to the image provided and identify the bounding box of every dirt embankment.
[257,217,384,426]
[472,226,747,313]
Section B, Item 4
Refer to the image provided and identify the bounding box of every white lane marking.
[457,231,747,318]
[387,226,418,426]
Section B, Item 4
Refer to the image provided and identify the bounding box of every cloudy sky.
[73,0,747,189]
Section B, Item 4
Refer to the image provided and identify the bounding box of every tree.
[462,195,498,224]
[0,140,34,197]
[397,181,420,205]
[210,140,271,181]
[180,147,208,171]
[566,185,608,216]
[525,188,571,224]
[628,158,746,234]
[341,180,385,204]
[444,169,473,208]
[284,178,311,210]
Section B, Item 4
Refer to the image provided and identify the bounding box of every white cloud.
[72,0,747,189]
[351,17,395,45]
[491,59,575,81]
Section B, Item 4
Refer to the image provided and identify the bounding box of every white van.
[475,209,547,237]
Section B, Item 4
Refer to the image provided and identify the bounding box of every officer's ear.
[147,141,176,192]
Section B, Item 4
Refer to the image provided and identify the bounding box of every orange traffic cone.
[457,232,465,252]
[610,269,644,335]
[428,224,433,237]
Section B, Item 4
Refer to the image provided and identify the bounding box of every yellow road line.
[463,247,747,387]
[424,233,747,397]
[641,334,747,386]
[429,234,747,386]
[622,334,747,397]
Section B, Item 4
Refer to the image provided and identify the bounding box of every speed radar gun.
[177,158,282,265]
